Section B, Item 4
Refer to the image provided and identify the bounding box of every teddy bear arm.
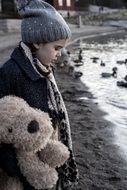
[16,171,37,190]
[38,140,70,168]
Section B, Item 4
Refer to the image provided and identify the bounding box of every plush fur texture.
[0,96,70,190]
[39,140,70,168]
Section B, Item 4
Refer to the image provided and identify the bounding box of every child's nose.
[57,51,61,58]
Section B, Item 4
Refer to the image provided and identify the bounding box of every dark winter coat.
[0,46,50,190]
[0,46,49,112]
[0,46,78,190]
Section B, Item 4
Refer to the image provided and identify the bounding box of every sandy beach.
[0,24,127,190]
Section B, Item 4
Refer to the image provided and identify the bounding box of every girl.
[0,0,78,190]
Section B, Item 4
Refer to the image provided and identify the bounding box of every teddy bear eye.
[27,120,39,133]
[8,128,13,133]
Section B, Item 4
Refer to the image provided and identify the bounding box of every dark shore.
[1,30,127,190]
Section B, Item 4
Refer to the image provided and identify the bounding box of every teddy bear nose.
[27,120,39,133]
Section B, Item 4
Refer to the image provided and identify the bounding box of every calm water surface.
[72,33,127,160]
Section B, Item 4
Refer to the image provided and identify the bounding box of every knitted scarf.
[20,42,79,189]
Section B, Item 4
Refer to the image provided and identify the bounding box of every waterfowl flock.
[89,56,127,88]
[56,47,127,86]
[56,48,84,79]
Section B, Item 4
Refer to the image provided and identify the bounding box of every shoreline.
[55,28,127,189]
[55,66,127,190]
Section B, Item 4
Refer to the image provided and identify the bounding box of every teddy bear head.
[0,96,53,152]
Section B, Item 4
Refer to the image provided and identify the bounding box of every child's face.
[34,39,68,66]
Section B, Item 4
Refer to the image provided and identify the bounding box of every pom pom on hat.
[15,0,71,43]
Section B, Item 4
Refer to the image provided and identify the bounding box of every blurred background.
[1,0,127,33]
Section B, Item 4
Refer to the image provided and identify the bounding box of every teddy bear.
[0,95,70,190]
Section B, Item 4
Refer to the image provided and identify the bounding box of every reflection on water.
[73,33,127,160]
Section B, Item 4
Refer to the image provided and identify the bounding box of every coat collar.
[11,46,42,81]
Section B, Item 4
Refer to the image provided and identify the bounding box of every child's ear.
[33,43,40,49]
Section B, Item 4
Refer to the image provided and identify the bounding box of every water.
[72,32,127,160]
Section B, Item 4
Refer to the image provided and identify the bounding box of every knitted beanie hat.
[16,0,71,43]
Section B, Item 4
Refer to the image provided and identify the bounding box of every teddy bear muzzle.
[27,120,39,133]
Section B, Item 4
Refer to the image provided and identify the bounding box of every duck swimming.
[117,74,127,88]
[101,67,118,78]
[74,49,84,65]
[90,57,99,63]
[116,59,127,65]
[124,75,127,81]
[117,81,127,88]
[100,60,106,67]
[74,71,83,79]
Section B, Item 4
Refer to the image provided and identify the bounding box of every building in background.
[45,0,126,10]
[44,0,90,16]
[43,0,76,17]
[0,0,90,17]
[43,0,75,10]
[0,0,127,18]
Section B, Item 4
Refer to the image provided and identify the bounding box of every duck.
[74,71,83,79]
[74,61,84,67]
[101,67,118,78]
[90,57,99,63]
[73,49,84,65]
[117,81,127,88]
[100,60,106,66]
[116,59,127,65]
[124,75,127,81]
[117,74,127,88]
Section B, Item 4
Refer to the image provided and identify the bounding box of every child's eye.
[55,46,62,51]
[55,47,60,51]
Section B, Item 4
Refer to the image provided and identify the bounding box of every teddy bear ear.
[27,120,39,133]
